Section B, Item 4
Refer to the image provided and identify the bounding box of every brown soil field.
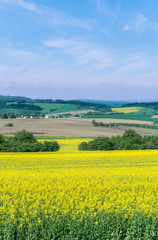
[152,115,158,118]
[54,110,98,115]
[0,118,155,137]
[88,118,153,125]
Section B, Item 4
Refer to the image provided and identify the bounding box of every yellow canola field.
[112,107,144,113]
[0,139,158,227]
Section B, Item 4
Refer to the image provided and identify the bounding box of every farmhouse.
[45,114,60,119]
[30,116,43,119]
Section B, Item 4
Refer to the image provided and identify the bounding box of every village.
[1,110,118,120]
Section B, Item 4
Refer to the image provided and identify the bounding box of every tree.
[88,136,114,150]
[14,130,37,143]
[78,130,147,151]
[0,134,5,144]
[2,114,8,119]
[78,137,114,151]
[10,114,16,118]
[120,129,143,150]
[41,141,60,152]
[0,130,60,152]
[78,141,88,150]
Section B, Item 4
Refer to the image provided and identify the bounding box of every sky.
[0,0,158,101]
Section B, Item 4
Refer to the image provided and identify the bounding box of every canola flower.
[0,139,158,239]
[111,107,144,113]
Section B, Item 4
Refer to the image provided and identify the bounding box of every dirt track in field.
[52,110,98,115]
[0,118,155,137]
[152,115,158,118]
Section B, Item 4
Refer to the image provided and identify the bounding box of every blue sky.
[0,0,158,100]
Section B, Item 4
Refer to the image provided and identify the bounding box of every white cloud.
[43,37,117,68]
[0,0,90,30]
[1,38,158,92]
[1,48,37,59]
[0,48,40,67]
[131,13,158,33]
[0,0,38,12]
[41,9,90,29]
[92,0,121,22]
[1,44,158,100]
[92,0,108,14]
[43,37,158,87]
[122,24,130,31]
[134,13,148,31]
[15,0,38,11]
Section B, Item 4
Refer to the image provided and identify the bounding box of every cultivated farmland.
[0,139,157,239]
[0,118,155,137]
[111,107,144,113]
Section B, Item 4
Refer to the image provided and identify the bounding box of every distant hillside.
[122,102,158,112]
[0,95,111,115]
[79,99,130,107]
[0,95,30,102]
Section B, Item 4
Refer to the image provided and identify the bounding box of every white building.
[30,116,43,119]
[45,114,60,119]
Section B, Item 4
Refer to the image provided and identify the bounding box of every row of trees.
[92,120,158,129]
[0,130,60,152]
[122,102,158,111]
[78,129,158,150]
[8,103,43,111]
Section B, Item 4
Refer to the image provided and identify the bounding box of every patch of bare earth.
[84,118,153,125]
[54,110,98,115]
[0,118,155,137]
[152,115,158,118]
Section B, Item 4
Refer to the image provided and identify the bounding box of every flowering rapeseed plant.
[0,139,157,239]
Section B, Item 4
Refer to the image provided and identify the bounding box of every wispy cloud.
[0,0,90,29]
[134,13,149,32]
[121,24,130,32]
[1,48,37,59]
[0,48,39,66]
[0,0,38,12]
[15,0,38,12]
[130,13,158,33]
[92,0,121,21]
[43,37,117,68]
[120,13,158,33]
[43,36,158,87]
[92,0,108,14]
[39,8,91,30]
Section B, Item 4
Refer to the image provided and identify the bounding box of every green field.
[136,107,158,114]
[84,114,158,122]
[0,108,36,114]
[0,96,108,115]
[36,103,89,113]
[0,103,90,114]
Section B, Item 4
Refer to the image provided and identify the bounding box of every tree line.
[78,129,158,150]
[7,103,43,111]
[0,130,60,152]
[92,120,158,129]
[122,102,158,111]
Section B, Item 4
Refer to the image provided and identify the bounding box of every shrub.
[0,138,17,152]
[78,130,158,151]
[0,131,60,152]
[88,137,114,150]
[41,141,60,152]
[16,142,43,152]
[111,135,122,150]
[143,135,158,149]
[0,134,5,144]
[14,130,37,143]
[78,142,88,150]
[120,129,143,150]
[4,123,13,127]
